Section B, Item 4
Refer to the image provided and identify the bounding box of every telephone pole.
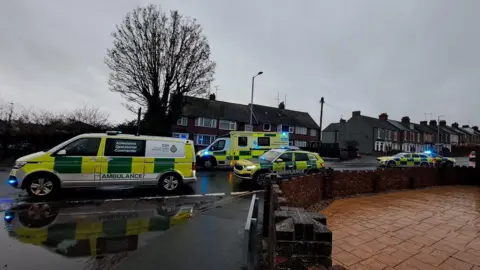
[318,97,325,153]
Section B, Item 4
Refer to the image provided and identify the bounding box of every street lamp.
[437,115,445,153]
[249,71,263,126]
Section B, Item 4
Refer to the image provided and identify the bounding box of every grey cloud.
[0,0,479,126]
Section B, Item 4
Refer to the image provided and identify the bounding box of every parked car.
[469,151,476,162]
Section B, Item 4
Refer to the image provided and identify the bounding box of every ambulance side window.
[105,139,146,157]
[62,138,101,156]
[308,154,317,160]
[295,153,309,161]
[278,152,293,162]
[238,137,248,147]
[258,137,270,146]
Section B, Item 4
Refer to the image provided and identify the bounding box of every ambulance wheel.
[159,173,182,192]
[444,162,454,168]
[24,173,59,199]
[18,202,59,228]
[420,162,430,168]
[254,171,268,187]
[202,157,216,169]
[387,161,396,168]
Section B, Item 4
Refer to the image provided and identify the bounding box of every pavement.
[323,186,480,269]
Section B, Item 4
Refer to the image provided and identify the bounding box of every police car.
[377,152,435,168]
[423,151,456,167]
[233,147,325,184]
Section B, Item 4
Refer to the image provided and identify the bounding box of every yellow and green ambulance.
[233,148,325,184]
[196,131,289,169]
[4,201,193,257]
[7,131,197,198]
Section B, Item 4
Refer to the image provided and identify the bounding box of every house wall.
[322,131,337,143]
[340,117,373,154]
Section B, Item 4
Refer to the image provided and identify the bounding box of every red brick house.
[172,95,319,147]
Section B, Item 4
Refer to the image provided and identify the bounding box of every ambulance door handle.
[287,165,294,168]
[90,157,97,161]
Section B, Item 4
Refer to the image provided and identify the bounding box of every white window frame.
[310,129,317,137]
[388,130,391,140]
[263,123,271,131]
[294,140,307,147]
[172,132,189,139]
[377,129,381,139]
[194,134,216,146]
[417,133,420,142]
[404,131,407,141]
[218,120,237,131]
[195,117,217,128]
[244,124,253,132]
[295,126,307,135]
[176,117,188,126]
[393,131,398,141]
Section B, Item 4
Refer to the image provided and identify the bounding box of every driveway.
[322,186,480,270]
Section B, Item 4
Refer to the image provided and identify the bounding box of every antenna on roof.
[215,85,219,97]
[274,92,280,106]
[284,94,287,107]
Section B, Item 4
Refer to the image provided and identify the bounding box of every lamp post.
[249,71,263,126]
[437,115,445,153]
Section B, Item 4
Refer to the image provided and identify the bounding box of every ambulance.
[6,131,196,198]
[196,131,289,168]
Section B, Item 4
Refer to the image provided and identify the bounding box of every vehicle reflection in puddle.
[3,200,194,264]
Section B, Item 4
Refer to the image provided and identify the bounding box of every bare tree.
[66,104,110,128]
[105,4,216,136]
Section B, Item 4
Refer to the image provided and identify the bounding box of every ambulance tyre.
[24,172,60,199]
[253,170,268,187]
[444,162,454,168]
[159,173,182,192]
[18,202,59,228]
[202,157,217,169]
[387,161,396,167]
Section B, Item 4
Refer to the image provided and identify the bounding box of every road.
[0,156,474,269]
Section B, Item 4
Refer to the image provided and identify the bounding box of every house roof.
[323,123,343,132]
[460,127,476,135]
[182,96,251,123]
[440,125,459,134]
[449,126,468,135]
[252,104,319,129]
[413,123,436,134]
[358,116,399,130]
[387,120,415,132]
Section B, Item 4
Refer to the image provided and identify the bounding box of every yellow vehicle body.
[233,148,325,181]
[196,131,289,168]
[377,152,436,167]
[7,132,196,197]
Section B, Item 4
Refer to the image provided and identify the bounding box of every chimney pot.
[452,122,459,128]
[352,111,361,117]
[379,113,388,121]
[209,93,216,101]
[439,120,447,126]
[401,116,410,124]
[420,121,427,125]
[473,126,478,131]
[462,125,470,128]
[429,120,437,126]
[340,118,346,123]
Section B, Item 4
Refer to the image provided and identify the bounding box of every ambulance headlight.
[246,165,256,170]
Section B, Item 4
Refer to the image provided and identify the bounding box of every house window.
[289,140,293,146]
[417,133,420,142]
[410,133,414,141]
[289,126,294,133]
[195,117,217,128]
[393,132,398,141]
[244,124,253,132]
[172,132,189,139]
[176,117,188,126]
[263,123,271,131]
[377,129,382,139]
[258,137,270,146]
[295,126,307,135]
[294,140,307,147]
[310,129,317,137]
[238,137,248,147]
[388,130,391,140]
[219,120,236,131]
[404,131,407,140]
[194,134,216,146]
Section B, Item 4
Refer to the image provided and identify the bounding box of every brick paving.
[322,186,480,270]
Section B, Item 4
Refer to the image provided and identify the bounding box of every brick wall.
[279,167,480,209]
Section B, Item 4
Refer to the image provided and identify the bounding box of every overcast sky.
[1,0,479,127]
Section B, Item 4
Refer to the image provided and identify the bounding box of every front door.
[210,139,228,166]
[53,137,102,188]
[273,152,293,177]
[294,152,310,173]
[100,138,146,186]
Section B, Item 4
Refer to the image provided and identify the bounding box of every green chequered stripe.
[54,157,82,174]
[47,223,76,242]
[260,163,273,169]
[107,157,132,173]
[239,151,251,156]
[264,134,277,137]
[103,220,127,236]
[234,156,240,160]
[213,151,226,156]
[153,158,175,173]
[149,216,171,231]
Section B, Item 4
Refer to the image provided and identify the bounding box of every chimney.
[401,116,410,125]
[209,93,216,101]
[462,125,470,128]
[352,111,361,117]
[379,113,388,121]
[439,120,447,126]
[452,122,459,128]
[278,101,285,109]
[340,118,346,124]
[473,126,479,131]
[420,121,428,125]
[429,120,437,126]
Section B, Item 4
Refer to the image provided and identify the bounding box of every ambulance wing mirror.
[56,149,66,156]
[275,158,283,163]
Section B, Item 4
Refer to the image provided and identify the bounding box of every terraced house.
[172,95,319,148]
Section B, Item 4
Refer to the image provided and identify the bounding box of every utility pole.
[318,97,325,153]
[249,71,263,126]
